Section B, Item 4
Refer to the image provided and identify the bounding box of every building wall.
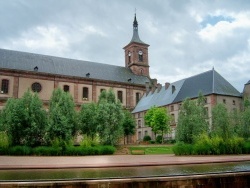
[0,70,146,111]
[133,94,243,142]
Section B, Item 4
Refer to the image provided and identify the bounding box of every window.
[140,69,143,75]
[82,87,89,100]
[171,114,175,124]
[138,50,143,61]
[144,130,148,136]
[31,82,42,93]
[63,85,70,92]
[138,131,142,140]
[136,92,140,104]
[233,100,236,105]
[100,89,106,93]
[1,79,9,94]
[117,91,123,103]
[170,105,174,112]
[138,120,141,128]
[204,97,207,104]
[223,99,226,104]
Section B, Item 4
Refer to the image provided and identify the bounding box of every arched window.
[63,85,70,92]
[31,82,42,93]
[136,92,141,104]
[82,87,89,100]
[117,91,123,103]
[1,79,9,94]
[140,69,144,75]
[138,50,143,61]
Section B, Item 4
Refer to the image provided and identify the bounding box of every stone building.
[0,14,249,143]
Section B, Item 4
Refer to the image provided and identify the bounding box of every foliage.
[241,98,250,139]
[47,88,77,144]
[122,109,136,144]
[156,135,163,144]
[96,89,124,146]
[211,103,232,141]
[80,135,99,147]
[144,106,171,143]
[129,145,174,155]
[172,142,193,155]
[1,90,47,146]
[78,102,98,140]
[143,135,151,142]
[0,131,9,149]
[176,94,209,144]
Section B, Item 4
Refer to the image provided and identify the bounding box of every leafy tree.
[1,90,47,146]
[241,98,250,139]
[122,109,136,144]
[78,102,98,140]
[176,96,209,144]
[145,106,171,143]
[211,103,232,141]
[96,89,124,146]
[47,88,77,144]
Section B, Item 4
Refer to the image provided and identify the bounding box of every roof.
[132,69,241,113]
[0,48,150,85]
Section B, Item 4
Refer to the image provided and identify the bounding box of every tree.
[144,106,171,143]
[96,89,124,146]
[211,103,232,141]
[241,98,250,139]
[47,88,77,144]
[176,96,209,144]
[78,102,98,140]
[1,90,47,146]
[122,109,136,144]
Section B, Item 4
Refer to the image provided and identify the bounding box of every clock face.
[138,50,143,55]
[128,52,131,56]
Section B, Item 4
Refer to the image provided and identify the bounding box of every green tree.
[47,88,77,144]
[145,106,171,143]
[211,103,232,141]
[241,98,250,139]
[122,109,136,144]
[176,96,209,144]
[97,89,124,146]
[1,90,47,146]
[78,102,98,140]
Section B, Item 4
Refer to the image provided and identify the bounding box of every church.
[0,14,249,143]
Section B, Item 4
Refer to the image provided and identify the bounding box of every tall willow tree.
[47,88,77,144]
[96,89,124,146]
[176,94,209,144]
[1,90,47,146]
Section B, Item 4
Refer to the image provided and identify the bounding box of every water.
[0,162,249,181]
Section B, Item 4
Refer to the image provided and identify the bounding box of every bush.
[33,146,62,156]
[243,142,250,154]
[8,146,32,156]
[0,131,10,149]
[156,135,162,144]
[143,135,151,142]
[173,142,193,155]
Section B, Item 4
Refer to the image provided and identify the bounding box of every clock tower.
[123,14,150,77]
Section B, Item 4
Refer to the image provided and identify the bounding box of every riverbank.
[0,154,250,169]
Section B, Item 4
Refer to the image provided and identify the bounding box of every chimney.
[165,82,170,90]
[157,83,162,92]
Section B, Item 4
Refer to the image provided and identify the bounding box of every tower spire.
[130,13,146,44]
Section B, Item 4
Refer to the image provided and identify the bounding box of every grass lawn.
[129,145,174,155]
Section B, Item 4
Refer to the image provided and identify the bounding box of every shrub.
[8,146,32,156]
[0,131,10,149]
[33,146,62,156]
[156,135,163,144]
[243,142,250,154]
[143,135,151,142]
[173,142,193,155]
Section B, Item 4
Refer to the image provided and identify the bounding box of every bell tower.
[123,14,150,77]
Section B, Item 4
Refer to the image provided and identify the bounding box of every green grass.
[129,145,174,155]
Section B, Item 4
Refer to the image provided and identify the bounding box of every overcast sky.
[1,0,250,92]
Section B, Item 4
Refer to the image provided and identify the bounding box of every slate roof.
[132,69,241,113]
[0,48,150,85]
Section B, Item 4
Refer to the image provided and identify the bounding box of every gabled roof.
[132,69,241,113]
[0,48,150,85]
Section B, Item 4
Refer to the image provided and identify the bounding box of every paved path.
[0,154,250,169]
